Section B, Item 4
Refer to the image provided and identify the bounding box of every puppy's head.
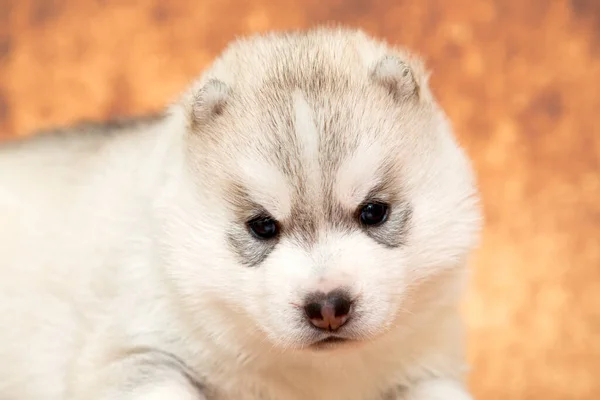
[159,27,482,351]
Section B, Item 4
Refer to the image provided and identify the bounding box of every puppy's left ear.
[190,79,230,128]
[167,77,231,135]
[370,53,432,103]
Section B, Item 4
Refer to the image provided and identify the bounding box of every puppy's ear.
[371,54,431,103]
[190,79,230,127]
[169,78,231,133]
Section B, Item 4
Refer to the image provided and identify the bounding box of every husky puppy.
[0,27,481,400]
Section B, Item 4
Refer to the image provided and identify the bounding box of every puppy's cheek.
[354,251,410,326]
[238,252,304,338]
[263,245,313,294]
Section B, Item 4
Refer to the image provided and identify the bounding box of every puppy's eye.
[358,202,389,226]
[247,216,280,240]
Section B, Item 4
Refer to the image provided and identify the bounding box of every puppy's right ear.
[370,53,432,104]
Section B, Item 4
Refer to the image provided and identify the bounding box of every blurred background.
[0,0,598,398]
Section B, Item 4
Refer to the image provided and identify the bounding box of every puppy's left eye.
[247,215,280,240]
[358,202,389,226]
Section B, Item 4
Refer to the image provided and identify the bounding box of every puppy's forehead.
[230,87,391,218]
[213,35,410,224]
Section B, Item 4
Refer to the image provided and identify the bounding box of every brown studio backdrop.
[1,0,599,399]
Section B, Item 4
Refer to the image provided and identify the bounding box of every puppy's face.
[162,30,481,351]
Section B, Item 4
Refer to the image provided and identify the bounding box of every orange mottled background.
[1,1,599,399]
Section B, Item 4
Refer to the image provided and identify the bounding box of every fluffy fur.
[0,26,482,400]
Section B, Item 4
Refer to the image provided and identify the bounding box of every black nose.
[303,290,353,331]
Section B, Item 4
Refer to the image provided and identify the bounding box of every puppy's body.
[0,27,481,400]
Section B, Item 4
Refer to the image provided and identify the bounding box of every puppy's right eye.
[247,216,280,240]
[358,202,389,227]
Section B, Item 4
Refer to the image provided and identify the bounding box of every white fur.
[0,27,481,400]
[399,379,474,400]
[335,140,386,207]
[292,89,322,195]
[238,157,293,219]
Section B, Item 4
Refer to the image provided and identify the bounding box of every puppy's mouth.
[309,336,352,349]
